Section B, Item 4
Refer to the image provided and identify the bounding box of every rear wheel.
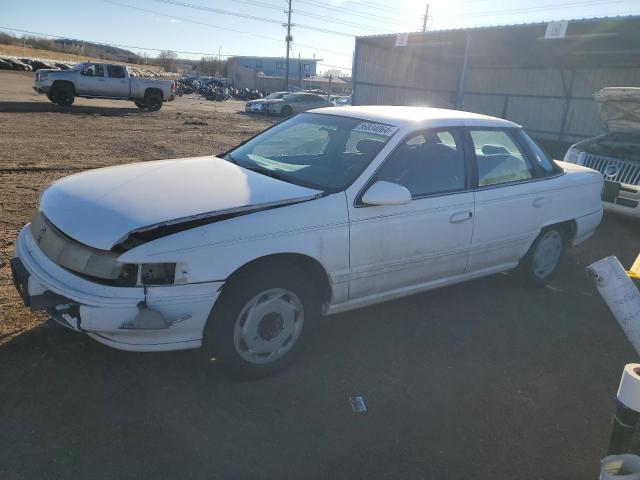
[144,92,163,111]
[203,262,320,379]
[515,225,566,288]
[52,85,74,106]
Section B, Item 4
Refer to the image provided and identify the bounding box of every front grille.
[582,153,640,186]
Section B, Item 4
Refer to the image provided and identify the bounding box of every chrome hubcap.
[233,288,304,364]
[533,230,562,278]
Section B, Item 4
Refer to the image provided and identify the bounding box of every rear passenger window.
[518,130,557,173]
[470,129,533,186]
[376,129,466,197]
[107,65,125,78]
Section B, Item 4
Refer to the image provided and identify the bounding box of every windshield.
[224,113,398,191]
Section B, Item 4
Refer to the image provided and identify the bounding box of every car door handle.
[533,197,550,208]
[450,211,473,223]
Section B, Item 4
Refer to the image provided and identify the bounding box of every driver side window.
[376,129,466,198]
[81,64,104,77]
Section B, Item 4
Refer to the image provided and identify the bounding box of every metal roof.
[355,15,640,68]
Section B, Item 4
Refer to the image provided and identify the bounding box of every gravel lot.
[1,70,639,479]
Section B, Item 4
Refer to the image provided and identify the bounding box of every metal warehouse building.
[352,16,640,150]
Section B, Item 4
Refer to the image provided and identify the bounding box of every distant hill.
[52,38,137,61]
[0,31,141,64]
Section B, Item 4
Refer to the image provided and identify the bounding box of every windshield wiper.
[243,165,291,183]
[224,153,238,165]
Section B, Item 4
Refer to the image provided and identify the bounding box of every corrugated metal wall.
[353,34,640,144]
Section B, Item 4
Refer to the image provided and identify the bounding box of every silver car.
[262,92,334,116]
[245,91,290,113]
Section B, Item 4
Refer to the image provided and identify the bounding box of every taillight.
[171,81,176,93]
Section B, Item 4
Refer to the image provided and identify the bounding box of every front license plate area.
[602,180,621,203]
[10,257,31,307]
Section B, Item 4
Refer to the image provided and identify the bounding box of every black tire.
[52,84,74,106]
[144,92,163,111]
[515,225,566,288]
[46,93,55,103]
[281,105,293,117]
[134,100,146,109]
[203,262,320,379]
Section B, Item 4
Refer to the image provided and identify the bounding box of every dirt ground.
[1,69,639,479]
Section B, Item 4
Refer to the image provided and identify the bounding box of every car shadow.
[0,101,144,116]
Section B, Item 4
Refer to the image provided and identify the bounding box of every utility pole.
[284,0,293,91]
[422,4,429,32]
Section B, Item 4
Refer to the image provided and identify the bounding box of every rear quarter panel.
[129,79,172,99]
[540,161,603,241]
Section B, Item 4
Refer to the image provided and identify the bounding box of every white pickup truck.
[33,62,176,110]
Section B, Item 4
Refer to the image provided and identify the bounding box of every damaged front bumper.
[11,225,222,352]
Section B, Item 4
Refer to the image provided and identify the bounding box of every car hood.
[247,99,265,104]
[39,156,322,250]
[263,99,285,105]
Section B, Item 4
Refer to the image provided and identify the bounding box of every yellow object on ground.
[628,254,640,280]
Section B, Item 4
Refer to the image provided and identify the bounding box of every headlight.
[563,148,580,164]
[140,263,176,285]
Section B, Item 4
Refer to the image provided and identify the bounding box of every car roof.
[312,105,520,130]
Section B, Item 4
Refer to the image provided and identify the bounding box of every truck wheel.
[134,100,146,109]
[202,262,320,379]
[515,225,566,288]
[281,105,293,117]
[46,93,54,103]
[53,85,74,106]
[144,92,163,111]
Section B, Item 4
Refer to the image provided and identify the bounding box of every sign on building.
[545,20,569,39]
[395,33,409,47]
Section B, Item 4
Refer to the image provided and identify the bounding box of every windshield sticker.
[353,123,398,137]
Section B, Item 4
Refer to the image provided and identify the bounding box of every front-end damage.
[11,220,222,351]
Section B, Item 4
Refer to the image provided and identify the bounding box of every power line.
[0,26,354,71]
[230,0,397,33]
[0,26,239,57]
[104,1,353,57]
[294,0,414,26]
[148,0,362,37]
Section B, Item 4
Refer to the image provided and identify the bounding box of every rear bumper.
[11,225,222,352]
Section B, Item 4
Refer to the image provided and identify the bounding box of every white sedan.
[11,106,604,378]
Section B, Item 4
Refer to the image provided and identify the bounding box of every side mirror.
[361,181,412,206]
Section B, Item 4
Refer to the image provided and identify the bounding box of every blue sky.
[2,0,639,74]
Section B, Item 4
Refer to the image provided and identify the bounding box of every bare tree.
[157,50,178,72]
[197,56,227,76]
[322,68,343,78]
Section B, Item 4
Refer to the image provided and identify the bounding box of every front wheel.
[53,85,74,106]
[515,225,566,288]
[203,262,319,379]
[134,100,146,109]
[281,105,293,117]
